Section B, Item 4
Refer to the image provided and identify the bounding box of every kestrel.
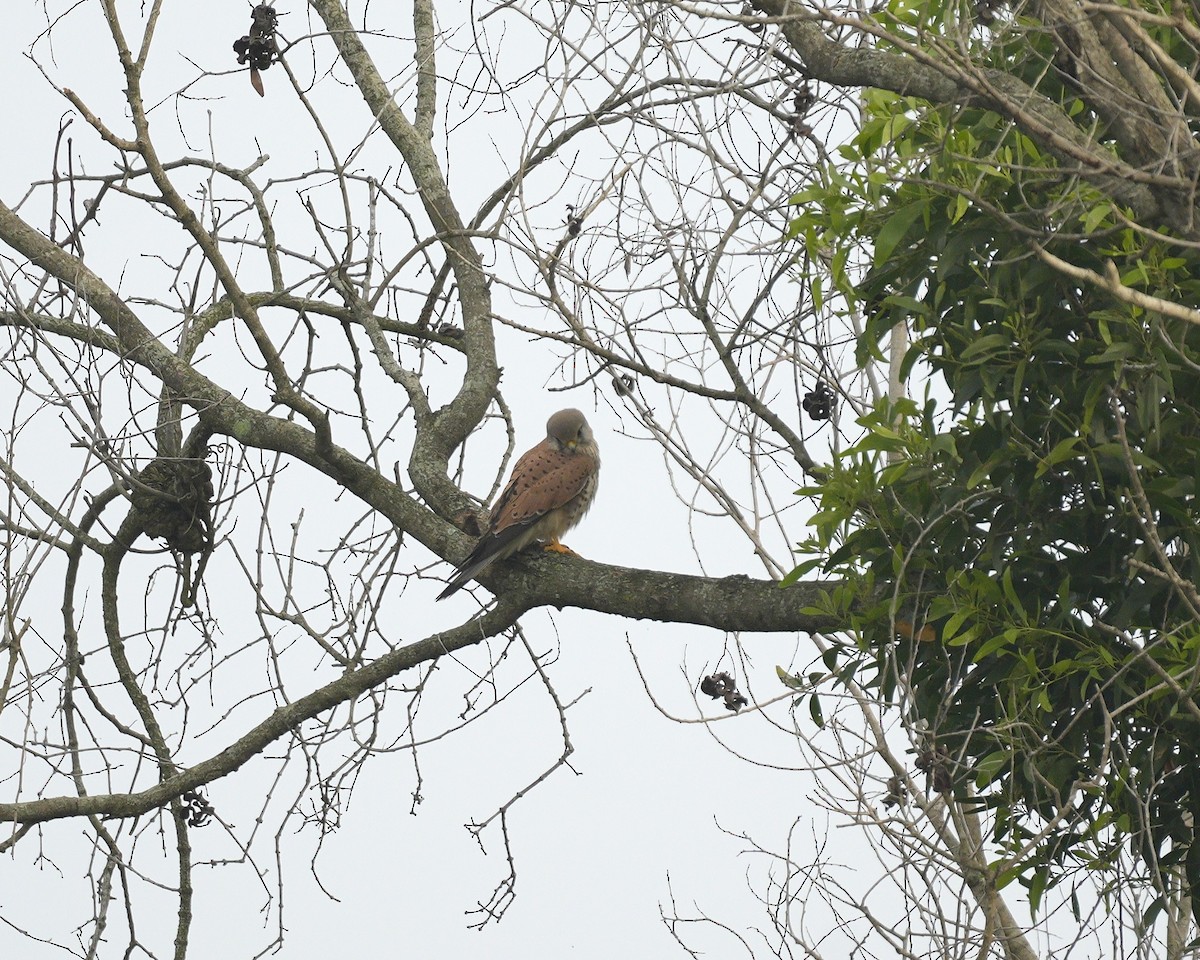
[437,408,600,600]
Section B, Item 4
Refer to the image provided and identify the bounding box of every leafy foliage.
[790,77,1200,912]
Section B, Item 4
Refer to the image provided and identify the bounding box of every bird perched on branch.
[437,408,600,600]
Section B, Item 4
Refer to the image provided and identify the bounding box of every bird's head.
[546,408,593,452]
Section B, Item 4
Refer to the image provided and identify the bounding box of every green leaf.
[808,693,825,728]
[959,333,1011,362]
[1036,436,1080,478]
[873,201,928,266]
[1086,341,1136,364]
[941,608,973,644]
[776,665,806,690]
[975,751,1009,787]
[1027,867,1048,915]
[780,556,825,586]
[950,192,970,224]
[1081,202,1112,233]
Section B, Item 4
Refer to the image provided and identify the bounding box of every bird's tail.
[435,550,492,600]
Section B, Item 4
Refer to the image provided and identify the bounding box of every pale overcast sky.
[0,3,909,958]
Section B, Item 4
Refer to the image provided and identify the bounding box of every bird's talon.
[543,541,578,556]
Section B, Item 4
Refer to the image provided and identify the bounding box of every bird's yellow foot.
[542,541,579,556]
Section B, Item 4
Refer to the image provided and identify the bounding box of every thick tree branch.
[310,0,501,510]
[0,601,527,830]
[753,0,1192,233]
[465,551,841,632]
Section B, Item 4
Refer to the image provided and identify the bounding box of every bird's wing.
[489,442,597,533]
